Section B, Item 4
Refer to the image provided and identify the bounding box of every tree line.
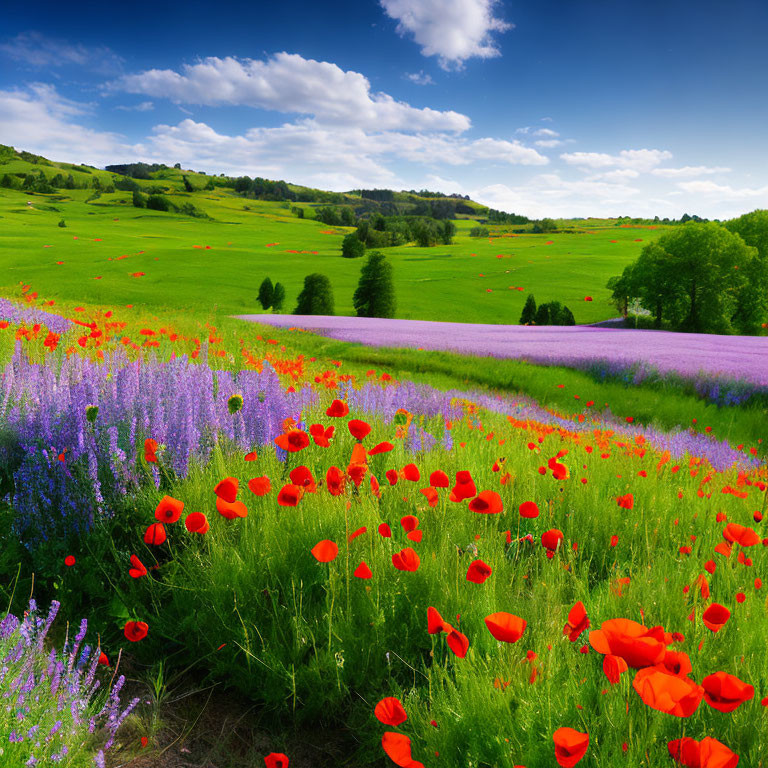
[607,211,768,334]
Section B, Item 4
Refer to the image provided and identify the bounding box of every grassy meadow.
[1,151,766,768]
[0,154,664,324]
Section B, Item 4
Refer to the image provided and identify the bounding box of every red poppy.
[662,650,692,677]
[354,561,372,579]
[428,606,450,634]
[124,620,149,642]
[347,461,367,487]
[374,697,408,726]
[277,484,303,507]
[469,490,503,514]
[589,618,668,668]
[450,471,477,501]
[382,732,420,768]
[368,441,394,455]
[216,497,248,519]
[723,523,759,547]
[289,466,316,492]
[563,601,589,642]
[144,523,167,546]
[245,451,258,461]
[668,737,738,768]
[430,470,450,488]
[400,515,419,533]
[702,603,730,632]
[446,629,469,658]
[264,754,289,768]
[541,529,564,553]
[392,548,420,571]
[154,495,184,523]
[616,493,634,509]
[484,612,526,643]
[348,419,371,440]
[144,438,158,463]
[326,399,349,417]
[185,512,209,534]
[553,727,589,768]
[213,477,238,503]
[420,486,439,506]
[129,554,147,578]
[401,463,420,482]
[603,654,629,685]
[519,501,539,518]
[325,466,345,496]
[632,666,704,717]
[98,651,109,666]
[702,671,754,712]
[274,430,310,452]
[378,523,392,538]
[248,476,271,496]
[466,559,493,584]
[385,469,398,485]
[311,540,339,563]
[64,555,76,567]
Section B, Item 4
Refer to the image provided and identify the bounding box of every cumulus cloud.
[676,180,768,199]
[380,0,512,69]
[117,53,470,132]
[561,148,673,172]
[406,71,435,85]
[533,128,558,137]
[0,31,124,74]
[651,165,731,178]
[115,101,154,112]
[0,85,134,166]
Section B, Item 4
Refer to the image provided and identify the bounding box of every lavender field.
[246,315,768,387]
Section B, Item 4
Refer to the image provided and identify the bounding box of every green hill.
[0,144,665,323]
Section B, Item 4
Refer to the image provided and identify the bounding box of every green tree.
[534,303,551,325]
[294,273,335,315]
[519,293,537,325]
[258,277,274,310]
[132,190,147,208]
[548,301,564,324]
[725,210,768,333]
[441,220,456,245]
[606,264,635,318]
[271,282,286,313]
[559,305,576,325]
[342,233,365,259]
[353,251,396,318]
[58,219,66,228]
[182,175,194,192]
[146,194,171,212]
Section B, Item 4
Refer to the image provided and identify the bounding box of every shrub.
[342,233,365,259]
[146,194,171,212]
[258,277,274,310]
[353,250,396,318]
[272,282,286,312]
[294,273,335,315]
[520,294,537,325]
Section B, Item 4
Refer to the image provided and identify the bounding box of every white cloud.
[0,85,133,166]
[533,127,559,137]
[117,53,470,132]
[676,180,768,199]
[651,165,731,178]
[561,148,673,172]
[0,31,124,74]
[534,139,563,148]
[380,0,512,70]
[406,71,435,85]
[585,169,640,183]
[115,100,154,112]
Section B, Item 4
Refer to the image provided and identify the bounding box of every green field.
[0,154,664,324]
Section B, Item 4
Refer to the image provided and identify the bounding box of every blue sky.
[1,0,767,218]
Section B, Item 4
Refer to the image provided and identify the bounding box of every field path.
[237,314,768,386]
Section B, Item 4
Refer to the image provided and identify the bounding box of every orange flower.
[143,523,166,546]
[553,727,589,767]
[248,476,271,496]
[274,429,310,452]
[632,665,703,717]
[326,399,349,417]
[484,612,526,643]
[392,548,420,572]
[311,540,339,563]
[466,559,492,584]
[381,732,421,768]
[128,554,147,578]
[374,697,407,726]
[668,737,738,768]
[326,466,346,496]
[723,523,759,547]
[602,654,628,685]
[216,497,248,520]
[450,470,477,501]
[213,477,239,503]
[446,629,469,658]
[184,512,209,534]
[563,601,590,642]
[154,495,184,524]
[277,484,303,507]
[589,618,668,668]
